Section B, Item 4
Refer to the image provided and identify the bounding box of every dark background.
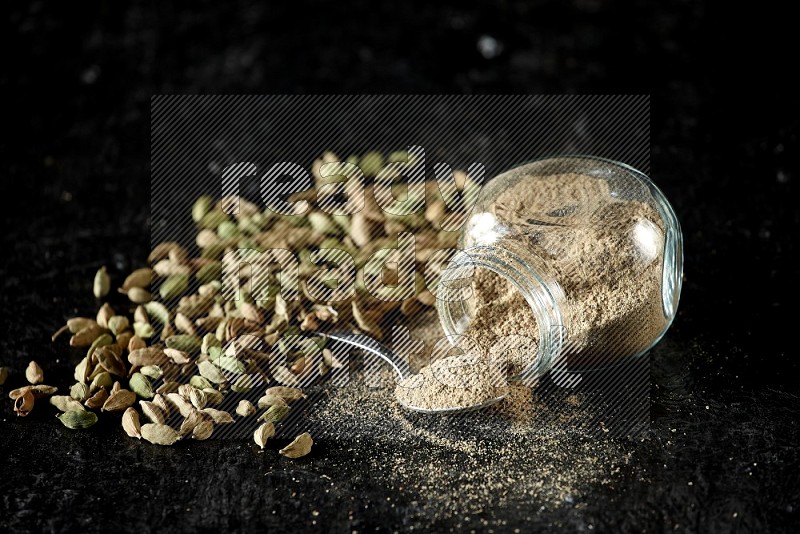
[2,1,798,532]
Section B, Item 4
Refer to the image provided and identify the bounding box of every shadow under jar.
[436,156,683,377]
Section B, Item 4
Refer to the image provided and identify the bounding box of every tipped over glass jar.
[436,156,683,379]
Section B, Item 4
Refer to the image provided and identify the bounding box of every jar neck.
[436,242,564,381]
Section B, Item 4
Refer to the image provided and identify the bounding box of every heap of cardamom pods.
[6,150,473,455]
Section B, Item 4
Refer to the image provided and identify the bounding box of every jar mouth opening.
[435,246,562,382]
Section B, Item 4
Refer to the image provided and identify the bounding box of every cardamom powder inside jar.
[397,164,677,412]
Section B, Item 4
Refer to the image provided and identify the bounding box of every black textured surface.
[2,2,799,532]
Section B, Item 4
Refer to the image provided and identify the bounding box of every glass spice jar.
[436,156,683,376]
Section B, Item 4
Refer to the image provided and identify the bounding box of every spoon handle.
[316,331,410,380]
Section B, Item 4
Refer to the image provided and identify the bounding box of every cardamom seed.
[201,333,222,354]
[141,423,180,446]
[236,399,256,417]
[254,421,276,449]
[102,389,136,412]
[279,432,313,458]
[153,259,192,277]
[0,366,9,385]
[57,410,98,429]
[129,373,154,399]
[93,266,110,298]
[115,331,133,352]
[86,333,113,361]
[122,407,142,439]
[25,361,44,384]
[174,313,196,336]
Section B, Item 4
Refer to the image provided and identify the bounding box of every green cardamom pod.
[90,372,113,391]
[159,275,190,300]
[122,407,142,439]
[107,316,130,336]
[141,423,180,446]
[70,382,90,402]
[253,421,275,449]
[102,389,136,412]
[236,399,256,417]
[93,266,110,299]
[212,356,246,374]
[197,360,226,384]
[126,287,152,304]
[133,322,154,339]
[140,365,163,380]
[122,267,153,291]
[129,372,154,399]
[189,375,213,390]
[57,410,98,429]
[166,334,201,354]
[191,195,214,222]
[202,408,234,424]
[195,262,222,284]
[231,374,257,393]
[279,432,313,459]
[143,301,170,325]
[192,420,214,440]
[259,404,290,423]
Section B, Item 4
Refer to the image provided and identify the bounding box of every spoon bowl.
[320,331,508,414]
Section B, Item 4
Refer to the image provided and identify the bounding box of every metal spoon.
[319,331,506,414]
